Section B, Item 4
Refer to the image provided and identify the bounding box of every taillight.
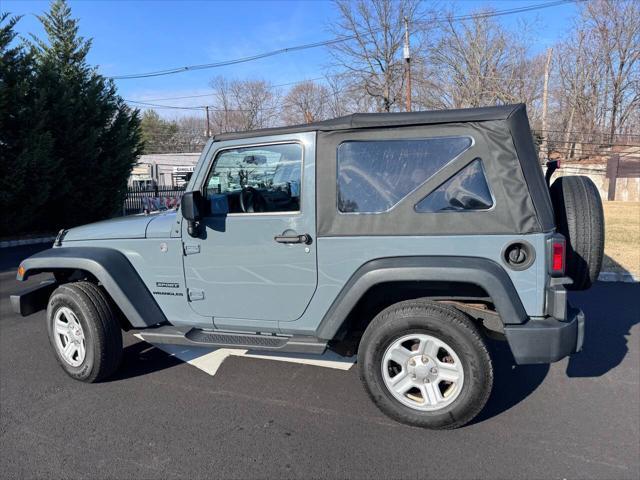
[549,236,566,276]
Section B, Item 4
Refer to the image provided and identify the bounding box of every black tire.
[46,281,123,382]
[550,176,605,290]
[358,300,493,429]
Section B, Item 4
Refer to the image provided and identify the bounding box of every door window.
[204,143,302,214]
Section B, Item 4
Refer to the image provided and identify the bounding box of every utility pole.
[403,16,412,112]
[205,106,211,137]
[540,47,553,159]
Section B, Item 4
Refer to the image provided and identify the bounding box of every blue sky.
[4,0,579,116]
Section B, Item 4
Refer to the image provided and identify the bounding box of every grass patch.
[603,201,640,276]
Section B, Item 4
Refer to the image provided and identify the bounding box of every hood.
[62,212,174,242]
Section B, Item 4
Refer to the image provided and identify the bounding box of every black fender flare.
[315,256,528,340]
[17,247,166,328]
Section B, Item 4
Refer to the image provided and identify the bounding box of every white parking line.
[134,334,356,376]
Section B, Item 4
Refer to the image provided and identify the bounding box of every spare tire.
[549,176,604,290]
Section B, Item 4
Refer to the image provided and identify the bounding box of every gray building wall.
[130,153,201,187]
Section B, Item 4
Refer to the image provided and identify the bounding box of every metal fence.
[123,185,186,215]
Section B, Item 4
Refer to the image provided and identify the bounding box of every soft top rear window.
[414,159,493,213]
[337,136,472,213]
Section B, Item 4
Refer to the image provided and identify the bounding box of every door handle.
[274,233,312,245]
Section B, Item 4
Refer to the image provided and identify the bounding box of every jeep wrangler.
[12,104,604,429]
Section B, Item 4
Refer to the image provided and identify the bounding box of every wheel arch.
[315,256,528,341]
[17,247,166,328]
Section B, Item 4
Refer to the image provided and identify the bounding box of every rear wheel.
[550,175,605,290]
[358,300,493,429]
[46,282,123,382]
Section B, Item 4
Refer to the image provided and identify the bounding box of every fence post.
[607,154,620,201]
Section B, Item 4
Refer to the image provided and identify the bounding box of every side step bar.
[136,325,327,355]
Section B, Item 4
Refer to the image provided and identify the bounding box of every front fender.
[17,247,166,328]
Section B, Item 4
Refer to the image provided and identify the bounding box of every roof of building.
[213,104,523,142]
[136,153,201,166]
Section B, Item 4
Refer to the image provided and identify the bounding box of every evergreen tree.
[0,13,55,235]
[30,0,143,229]
[0,0,143,235]
[140,110,178,153]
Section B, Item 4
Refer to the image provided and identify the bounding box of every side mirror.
[181,191,203,236]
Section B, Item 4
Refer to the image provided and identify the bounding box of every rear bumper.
[504,304,585,364]
[10,280,57,316]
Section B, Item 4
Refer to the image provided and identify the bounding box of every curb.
[598,271,638,283]
[0,236,55,249]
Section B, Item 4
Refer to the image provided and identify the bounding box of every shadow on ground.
[472,338,549,424]
[475,279,639,423]
[107,340,183,382]
[566,281,639,378]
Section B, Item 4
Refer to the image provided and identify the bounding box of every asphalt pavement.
[1,244,638,479]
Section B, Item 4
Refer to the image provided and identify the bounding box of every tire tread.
[358,299,493,429]
[550,175,604,290]
[47,281,122,382]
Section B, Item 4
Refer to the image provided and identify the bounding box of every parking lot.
[1,244,638,479]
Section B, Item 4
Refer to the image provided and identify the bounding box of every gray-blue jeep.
[13,104,604,429]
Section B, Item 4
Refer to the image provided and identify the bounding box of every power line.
[133,77,329,103]
[533,138,640,148]
[128,71,540,105]
[110,0,574,80]
[546,148,640,158]
[125,99,206,110]
[124,99,282,113]
[534,128,640,138]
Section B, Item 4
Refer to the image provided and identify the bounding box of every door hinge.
[188,288,205,301]
[183,243,201,255]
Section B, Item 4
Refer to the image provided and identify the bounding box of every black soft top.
[213,104,523,141]
[212,103,555,235]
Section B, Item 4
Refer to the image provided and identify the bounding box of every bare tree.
[325,73,378,116]
[324,74,352,117]
[583,0,639,142]
[173,116,208,152]
[547,0,639,159]
[423,10,543,113]
[552,27,601,157]
[282,80,330,124]
[328,0,422,112]
[209,76,280,133]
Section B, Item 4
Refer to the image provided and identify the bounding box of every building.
[129,153,201,188]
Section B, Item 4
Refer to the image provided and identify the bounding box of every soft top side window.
[414,159,493,213]
[337,136,472,214]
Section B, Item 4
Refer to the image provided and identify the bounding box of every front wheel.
[358,300,493,429]
[46,282,123,382]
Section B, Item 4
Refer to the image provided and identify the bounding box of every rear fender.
[315,256,528,340]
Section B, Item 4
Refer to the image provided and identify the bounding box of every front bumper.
[10,280,58,316]
[504,304,585,364]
